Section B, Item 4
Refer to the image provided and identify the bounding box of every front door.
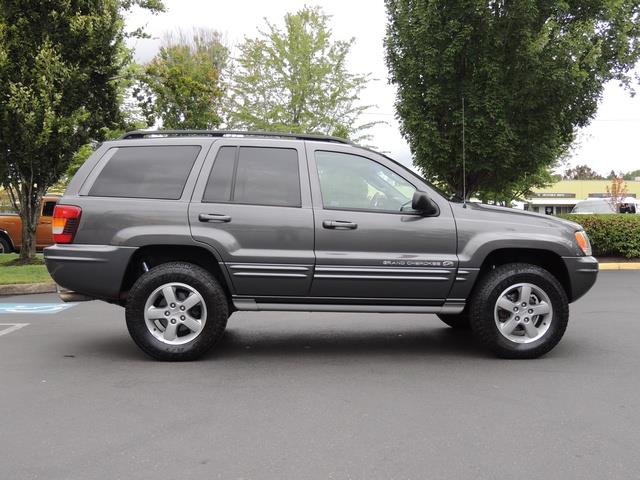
[189,139,314,298]
[307,146,457,304]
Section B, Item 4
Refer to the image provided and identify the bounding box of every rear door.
[307,144,458,304]
[189,139,314,297]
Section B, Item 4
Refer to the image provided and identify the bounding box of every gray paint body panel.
[45,244,136,299]
[305,141,458,301]
[189,138,315,297]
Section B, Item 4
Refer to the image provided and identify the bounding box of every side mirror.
[411,191,439,216]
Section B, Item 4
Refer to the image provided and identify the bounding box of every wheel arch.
[475,248,572,301]
[120,244,234,308]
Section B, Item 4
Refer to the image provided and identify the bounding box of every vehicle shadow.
[204,325,487,361]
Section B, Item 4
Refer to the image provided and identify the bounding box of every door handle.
[199,213,231,223]
[322,220,357,230]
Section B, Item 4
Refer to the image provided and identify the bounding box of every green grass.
[0,253,53,285]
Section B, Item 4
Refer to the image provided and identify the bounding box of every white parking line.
[0,323,30,337]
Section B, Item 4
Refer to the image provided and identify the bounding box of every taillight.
[52,205,82,244]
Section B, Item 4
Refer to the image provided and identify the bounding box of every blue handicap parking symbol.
[0,303,76,314]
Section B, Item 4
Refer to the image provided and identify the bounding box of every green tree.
[0,0,163,261]
[606,176,629,211]
[563,164,604,180]
[623,169,640,180]
[479,165,556,205]
[227,6,376,140]
[135,29,228,129]
[385,0,640,200]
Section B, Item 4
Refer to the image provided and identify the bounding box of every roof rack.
[119,129,353,145]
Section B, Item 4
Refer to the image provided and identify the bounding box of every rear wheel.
[437,311,470,330]
[0,237,11,254]
[469,263,568,359]
[126,262,228,361]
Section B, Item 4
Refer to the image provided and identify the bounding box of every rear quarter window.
[41,200,57,217]
[88,146,201,200]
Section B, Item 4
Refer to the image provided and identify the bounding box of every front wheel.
[126,262,228,361]
[469,263,569,359]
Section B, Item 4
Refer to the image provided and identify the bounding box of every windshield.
[571,200,616,214]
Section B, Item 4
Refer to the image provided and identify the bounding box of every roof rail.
[119,129,353,145]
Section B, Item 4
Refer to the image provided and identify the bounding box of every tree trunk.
[18,190,41,261]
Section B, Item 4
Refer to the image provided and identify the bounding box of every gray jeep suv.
[44,130,598,361]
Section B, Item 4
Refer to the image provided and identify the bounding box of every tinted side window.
[235,147,300,206]
[315,151,415,212]
[41,201,57,217]
[203,147,301,207]
[89,146,201,200]
[203,146,235,203]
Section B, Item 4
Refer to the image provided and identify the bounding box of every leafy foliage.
[135,29,228,129]
[478,166,555,205]
[561,214,640,258]
[226,6,376,140]
[623,169,640,181]
[0,0,163,259]
[563,165,604,180]
[385,0,640,200]
[606,177,630,211]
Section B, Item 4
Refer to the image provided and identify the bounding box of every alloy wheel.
[143,282,207,345]
[493,282,553,344]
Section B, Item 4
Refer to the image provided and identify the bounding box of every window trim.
[319,205,425,216]
[202,145,302,208]
[314,149,421,215]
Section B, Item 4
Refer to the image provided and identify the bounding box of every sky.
[126,0,640,176]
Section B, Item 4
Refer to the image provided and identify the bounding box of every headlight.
[575,230,592,256]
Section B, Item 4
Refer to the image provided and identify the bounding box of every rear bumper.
[44,244,137,300]
[562,256,599,302]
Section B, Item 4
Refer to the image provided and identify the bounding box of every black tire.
[437,311,470,330]
[126,262,228,361]
[0,236,12,254]
[469,263,569,359]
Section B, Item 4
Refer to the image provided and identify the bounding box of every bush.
[559,214,640,258]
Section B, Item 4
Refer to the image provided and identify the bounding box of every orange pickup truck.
[0,195,61,253]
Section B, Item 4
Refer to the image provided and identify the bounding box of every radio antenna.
[462,96,467,208]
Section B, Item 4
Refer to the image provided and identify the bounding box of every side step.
[233,299,465,314]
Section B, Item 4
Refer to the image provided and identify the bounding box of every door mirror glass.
[411,191,439,216]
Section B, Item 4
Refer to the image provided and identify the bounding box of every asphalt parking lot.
[1,271,639,480]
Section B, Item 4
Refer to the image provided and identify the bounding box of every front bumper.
[562,256,599,302]
[44,244,137,300]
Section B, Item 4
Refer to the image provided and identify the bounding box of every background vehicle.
[571,197,639,214]
[0,195,60,253]
[44,131,598,361]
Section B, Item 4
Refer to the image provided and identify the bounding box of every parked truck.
[0,195,60,253]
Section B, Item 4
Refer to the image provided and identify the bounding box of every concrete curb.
[0,282,57,297]
[599,263,640,270]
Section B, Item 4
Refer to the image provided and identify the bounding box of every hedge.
[559,214,640,259]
